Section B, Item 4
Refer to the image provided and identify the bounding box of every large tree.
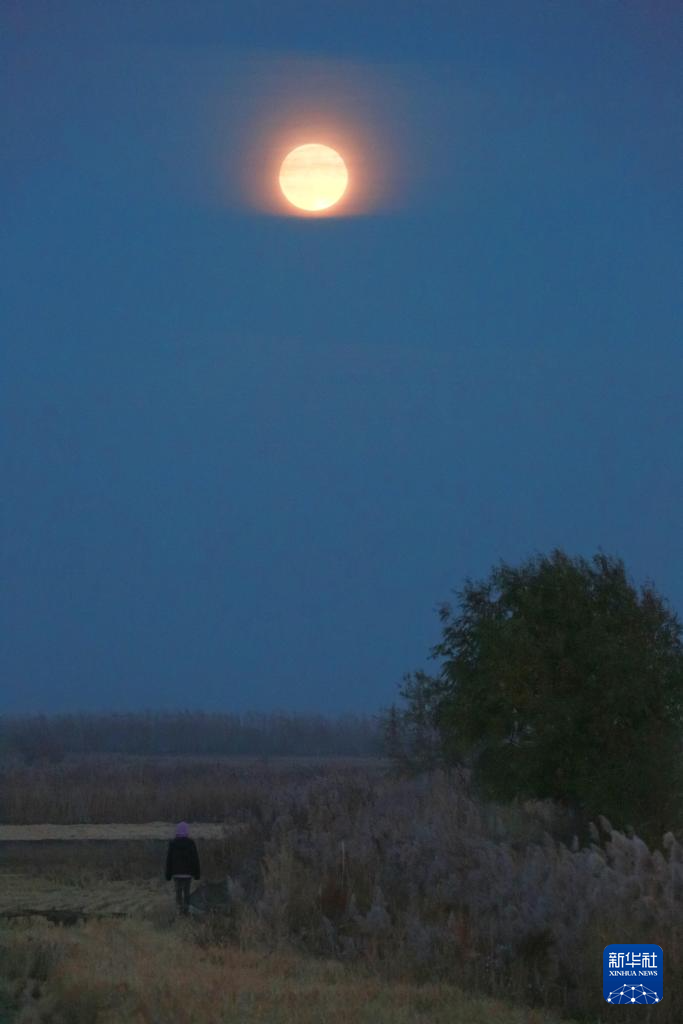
[395,548,683,837]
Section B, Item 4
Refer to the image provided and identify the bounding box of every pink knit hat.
[175,821,189,837]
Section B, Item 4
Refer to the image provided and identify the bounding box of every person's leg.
[174,878,183,911]
[181,877,191,914]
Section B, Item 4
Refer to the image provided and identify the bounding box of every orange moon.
[278,143,349,212]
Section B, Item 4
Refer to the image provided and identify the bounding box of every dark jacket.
[165,836,201,880]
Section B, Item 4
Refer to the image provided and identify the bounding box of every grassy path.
[1,916,577,1024]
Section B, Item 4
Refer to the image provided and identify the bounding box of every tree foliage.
[391,548,683,837]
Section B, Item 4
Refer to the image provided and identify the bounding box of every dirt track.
[0,822,230,841]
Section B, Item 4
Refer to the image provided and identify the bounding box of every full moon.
[278,143,349,212]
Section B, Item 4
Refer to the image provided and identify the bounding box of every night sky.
[2,2,682,714]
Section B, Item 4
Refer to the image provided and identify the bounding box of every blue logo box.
[603,944,663,1004]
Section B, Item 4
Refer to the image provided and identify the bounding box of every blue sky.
[2,1,682,713]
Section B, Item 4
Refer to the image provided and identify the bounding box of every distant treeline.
[0,711,384,762]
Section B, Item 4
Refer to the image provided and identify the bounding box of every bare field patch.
[0,871,169,919]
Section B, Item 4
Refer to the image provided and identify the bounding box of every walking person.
[165,821,201,915]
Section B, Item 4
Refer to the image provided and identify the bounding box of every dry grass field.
[1,915,580,1024]
[1,757,679,1022]
[0,827,581,1023]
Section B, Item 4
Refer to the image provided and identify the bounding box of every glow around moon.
[278,144,349,213]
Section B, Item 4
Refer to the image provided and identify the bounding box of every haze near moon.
[278,144,349,212]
